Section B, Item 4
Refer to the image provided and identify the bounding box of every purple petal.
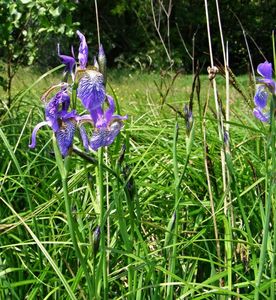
[55,119,76,156]
[45,90,72,132]
[257,61,272,79]
[45,96,60,132]
[79,125,89,151]
[111,114,128,122]
[76,114,93,123]
[60,111,77,121]
[77,70,105,112]
[254,86,268,109]
[258,77,276,93]
[29,121,49,148]
[58,89,71,112]
[104,95,115,124]
[253,107,269,122]
[76,30,88,69]
[90,120,123,151]
[90,107,103,125]
[57,44,76,76]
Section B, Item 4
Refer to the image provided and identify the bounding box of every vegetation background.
[1,1,276,299]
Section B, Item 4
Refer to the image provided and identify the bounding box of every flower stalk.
[253,59,276,299]
[53,135,93,298]
[98,147,108,300]
[255,94,276,300]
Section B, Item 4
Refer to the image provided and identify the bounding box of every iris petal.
[253,107,269,122]
[90,120,123,151]
[76,30,88,69]
[79,125,89,151]
[104,95,115,124]
[29,121,49,148]
[56,119,76,156]
[254,86,268,109]
[57,44,76,78]
[77,70,105,112]
[257,61,272,79]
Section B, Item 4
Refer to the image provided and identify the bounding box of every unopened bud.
[93,56,99,71]
[184,104,193,135]
[92,226,100,256]
[98,44,107,85]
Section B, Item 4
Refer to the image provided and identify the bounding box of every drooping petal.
[29,121,49,148]
[257,61,272,79]
[79,124,89,151]
[77,70,105,112]
[45,96,60,132]
[104,95,115,124]
[90,119,123,151]
[253,107,269,122]
[110,114,128,122]
[76,114,93,123]
[76,30,88,69]
[254,86,268,109]
[55,119,76,156]
[45,89,72,132]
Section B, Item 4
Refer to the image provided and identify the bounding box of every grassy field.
[0,65,274,299]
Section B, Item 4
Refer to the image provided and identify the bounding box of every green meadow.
[1,64,274,299]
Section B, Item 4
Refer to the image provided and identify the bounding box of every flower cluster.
[253,61,276,122]
[29,31,127,156]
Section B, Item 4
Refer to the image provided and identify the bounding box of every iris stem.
[53,137,93,298]
[254,94,276,300]
[166,122,179,299]
[98,147,108,300]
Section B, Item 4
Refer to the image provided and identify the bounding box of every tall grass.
[0,1,275,293]
[1,60,274,299]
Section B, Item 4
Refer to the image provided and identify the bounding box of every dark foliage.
[3,1,276,73]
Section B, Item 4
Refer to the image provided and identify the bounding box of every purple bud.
[98,44,107,84]
[184,104,193,135]
[92,226,101,255]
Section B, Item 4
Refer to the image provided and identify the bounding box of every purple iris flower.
[90,95,127,151]
[29,89,90,156]
[57,30,106,113]
[57,30,88,79]
[257,61,275,91]
[253,61,276,122]
[74,34,106,113]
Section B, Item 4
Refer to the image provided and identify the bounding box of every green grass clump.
[0,66,274,300]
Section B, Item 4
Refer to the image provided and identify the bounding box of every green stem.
[53,138,93,298]
[255,94,276,300]
[166,122,180,299]
[98,147,108,300]
[225,153,258,280]
[271,31,276,300]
